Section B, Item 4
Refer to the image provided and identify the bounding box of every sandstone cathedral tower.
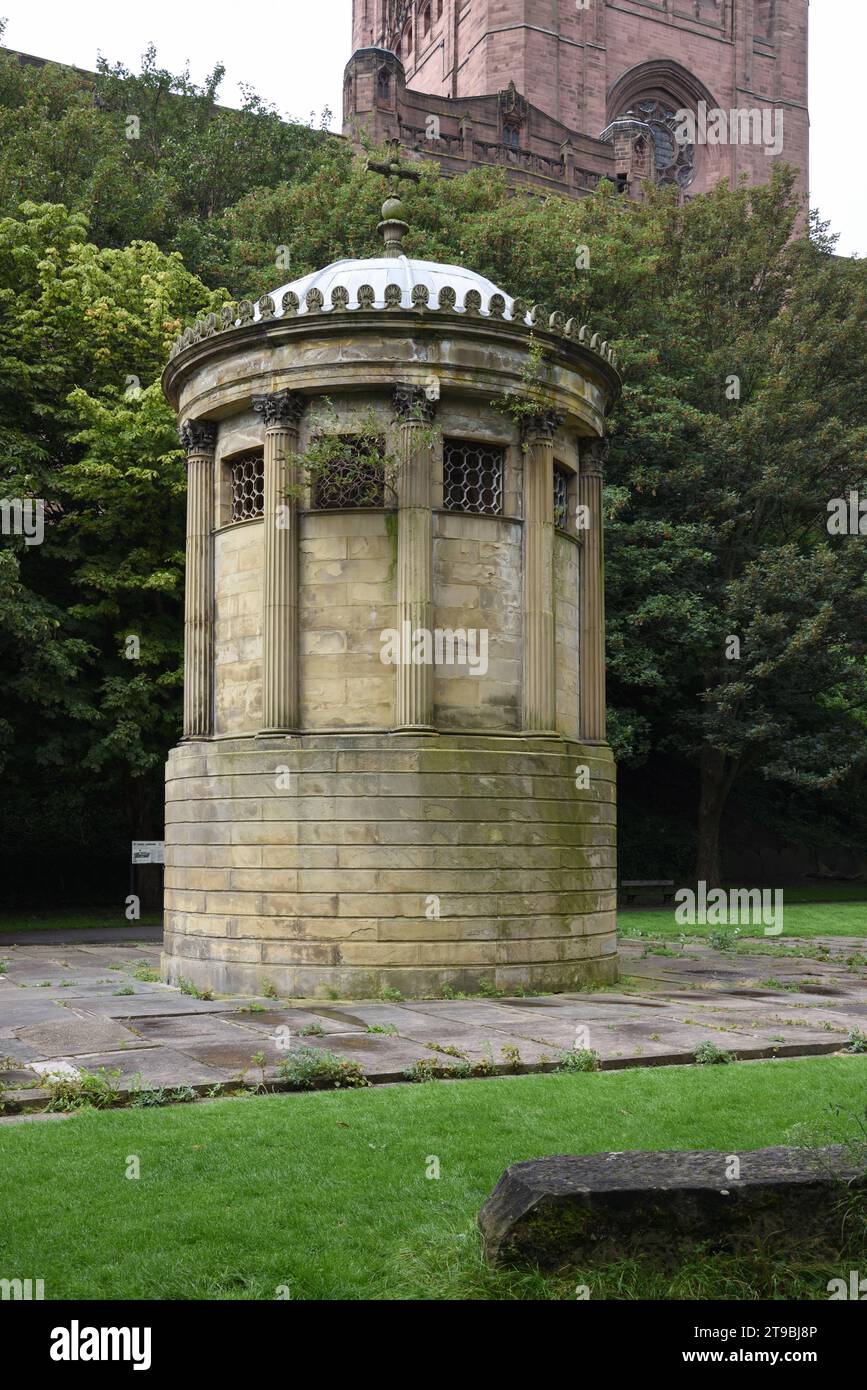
[345,1,808,203]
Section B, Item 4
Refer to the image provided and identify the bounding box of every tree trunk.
[695,746,735,888]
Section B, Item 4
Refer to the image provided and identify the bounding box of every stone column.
[578,437,607,742]
[252,390,306,733]
[393,386,437,730]
[522,412,561,733]
[180,418,217,739]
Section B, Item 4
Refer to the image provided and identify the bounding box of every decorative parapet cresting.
[168,286,620,373]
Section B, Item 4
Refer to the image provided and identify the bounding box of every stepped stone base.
[163,733,617,999]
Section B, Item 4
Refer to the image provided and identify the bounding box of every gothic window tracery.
[618,98,696,189]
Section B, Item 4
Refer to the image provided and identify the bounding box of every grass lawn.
[0,909,161,934]
[619,897,867,942]
[1,1056,864,1301]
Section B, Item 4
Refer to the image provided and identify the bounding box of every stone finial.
[238,300,254,325]
[549,310,565,334]
[331,286,350,312]
[384,284,403,308]
[411,284,430,310]
[529,304,547,328]
[464,289,482,316]
[489,294,506,319]
[203,313,218,337]
[179,418,217,454]
[306,288,325,314]
[258,294,275,320]
[590,332,600,350]
[358,284,375,309]
[378,194,409,256]
[220,304,236,330]
[393,384,437,422]
[438,286,456,311]
[281,291,300,317]
[510,298,529,322]
[252,390,306,429]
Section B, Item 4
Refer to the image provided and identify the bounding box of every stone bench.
[479,1146,864,1268]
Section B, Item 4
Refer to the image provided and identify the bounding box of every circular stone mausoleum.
[161,181,621,999]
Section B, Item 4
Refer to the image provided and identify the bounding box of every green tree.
[0,201,222,856]
[0,39,335,286]
[218,155,867,881]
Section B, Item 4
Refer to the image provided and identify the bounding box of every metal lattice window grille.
[229,451,264,522]
[312,436,386,510]
[442,439,504,516]
[554,466,570,530]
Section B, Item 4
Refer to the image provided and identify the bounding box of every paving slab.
[123,1017,261,1050]
[227,1009,360,1039]
[30,1060,82,1080]
[179,1038,290,1070]
[69,996,235,1019]
[13,1016,153,1057]
[60,1047,228,1087]
[2,932,865,1096]
[0,998,91,1034]
[301,1032,438,1075]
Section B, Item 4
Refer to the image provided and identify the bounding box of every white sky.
[0,0,864,256]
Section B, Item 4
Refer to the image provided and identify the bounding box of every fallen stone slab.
[479,1146,865,1268]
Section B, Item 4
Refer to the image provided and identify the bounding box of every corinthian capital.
[179,418,217,454]
[252,389,306,429]
[581,437,609,479]
[521,410,563,444]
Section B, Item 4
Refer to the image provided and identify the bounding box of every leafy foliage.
[0,43,864,890]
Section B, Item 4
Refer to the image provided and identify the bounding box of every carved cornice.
[393,384,437,423]
[252,389,306,429]
[179,418,217,454]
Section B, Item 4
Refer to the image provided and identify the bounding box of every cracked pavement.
[1,932,865,1106]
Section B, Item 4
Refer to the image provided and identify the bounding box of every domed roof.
[257,255,527,322]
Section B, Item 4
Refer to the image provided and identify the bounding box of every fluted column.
[252,390,306,733]
[578,437,607,742]
[180,418,217,739]
[393,386,437,730]
[522,411,561,732]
